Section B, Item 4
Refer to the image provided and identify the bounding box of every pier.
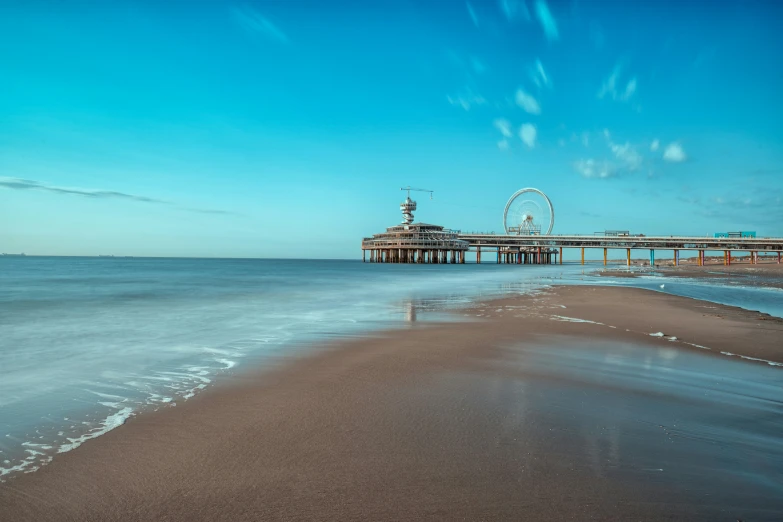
[361,188,783,265]
[457,234,783,266]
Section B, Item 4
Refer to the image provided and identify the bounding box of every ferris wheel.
[503,188,555,235]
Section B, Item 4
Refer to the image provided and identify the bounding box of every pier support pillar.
[477,247,481,264]
[650,249,655,268]
[497,248,501,264]
[581,248,585,265]
[674,250,679,267]
[559,247,563,265]
[603,248,607,266]
[627,249,631,267]
[538,247,542,265]
[779,252,781,264]
[728,251,732,266]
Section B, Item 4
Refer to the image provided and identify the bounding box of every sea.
[1,256,782,479]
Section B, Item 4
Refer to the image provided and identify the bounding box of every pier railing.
[457,234,783,251]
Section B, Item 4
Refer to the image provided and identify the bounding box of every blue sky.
[1,0,782,257]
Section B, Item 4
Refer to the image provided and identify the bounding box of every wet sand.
[2,286,782,521]
[596,260,783,289]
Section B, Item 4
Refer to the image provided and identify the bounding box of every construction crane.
[400,186,433,200]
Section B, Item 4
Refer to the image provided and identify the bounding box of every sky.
[1,0,782,258]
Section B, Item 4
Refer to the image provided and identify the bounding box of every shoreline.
[594,260,783,289]
[2,285,782,520]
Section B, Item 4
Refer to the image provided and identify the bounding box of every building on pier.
[361,195,469,264]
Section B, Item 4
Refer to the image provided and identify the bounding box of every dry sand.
[1,285,782,521]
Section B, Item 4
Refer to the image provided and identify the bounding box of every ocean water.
[600,270,783,318]
[1,257,781,479]
[0,257,571,477]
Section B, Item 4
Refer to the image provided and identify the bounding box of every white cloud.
[598,67,619,99]
[621,77,637,100]
[529,59,551,88]
[574,159,615,179]
[650,139,660,151]
[534,0,559,41]
[609,141,642,171]
[231,5,289,44]
[663,142,687,162]
[447,90,487,110]
[466,2,479,27]
[582,132,590,147]
[497,139,510,151]
[515,88,541,114]
[573,131,649,180]
[493,118,513,138]
[499,0,530,21]
[520,123,537,148]
[598,64,637,102]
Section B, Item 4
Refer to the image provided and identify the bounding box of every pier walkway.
[457,234,783,266]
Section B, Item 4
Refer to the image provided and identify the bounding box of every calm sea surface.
[1,257,781,478]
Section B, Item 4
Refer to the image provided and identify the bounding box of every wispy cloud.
[497,139,510,151]
[232,4,289,44]
[534,0,559,41]
[573,131,650,179]
[515,88,541,114]
[447,89,487,110]
[608,141,642,171]
[499,0,531,22]
[573,159,615,179]
[466,2,479,27]
[519,123,537,148]
[598,63,637,102]
[623,77,637,100]
[0,177,166,203]
[493,118,513,138]
[685,185,782,225]
[0,177,237,216]
[650,139,660,151]
[663,142,687,162]
[529,59,551,88]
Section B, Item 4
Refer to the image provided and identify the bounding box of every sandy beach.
[2,285,782,521]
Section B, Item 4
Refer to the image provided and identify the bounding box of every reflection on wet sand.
[465,337,783,519]
[405,301,417,322]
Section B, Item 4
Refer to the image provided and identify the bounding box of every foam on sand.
[57,406,135,454]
